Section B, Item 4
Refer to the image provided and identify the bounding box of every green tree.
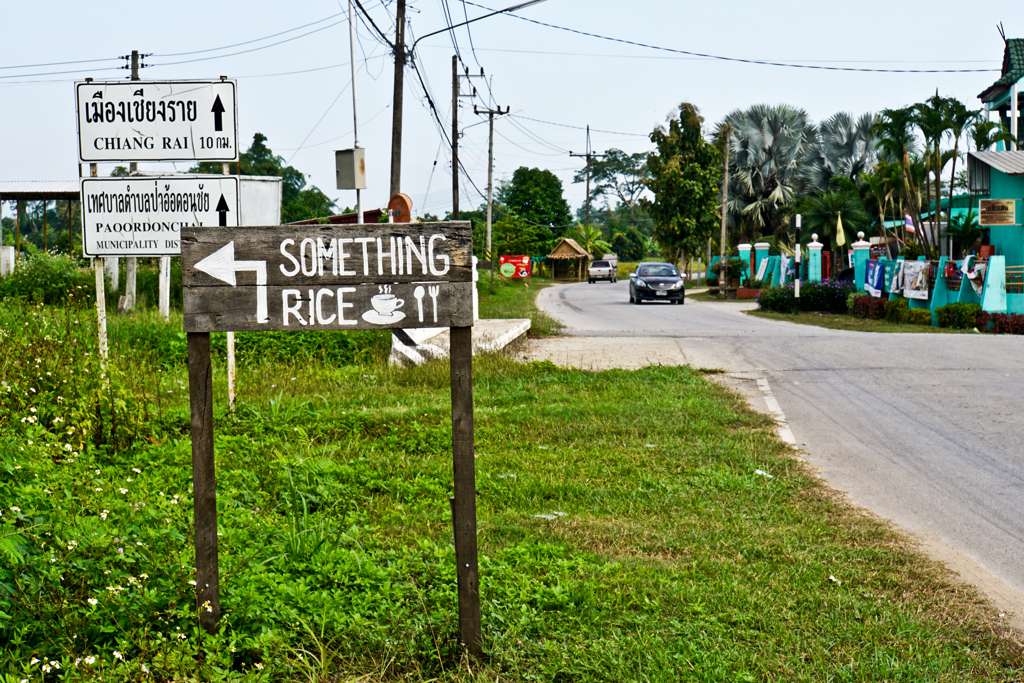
[495,167,573,239]
[796,189,871,254]
[970,119,1015,152]
[572,149,649,210]
[641,102,720,264]
[491,214,550,257]
[191,133,335,223]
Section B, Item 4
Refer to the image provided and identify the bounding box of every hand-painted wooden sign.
[181,222,474,332]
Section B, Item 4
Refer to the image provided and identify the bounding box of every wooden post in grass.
[187,331,220,633]
[450,325,482,656]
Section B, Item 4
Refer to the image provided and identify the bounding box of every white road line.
[756,377,797,447]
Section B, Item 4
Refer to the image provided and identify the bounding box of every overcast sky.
[0,1,1014,219]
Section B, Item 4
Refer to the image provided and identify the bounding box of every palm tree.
[937,97,978,251]
[719,104,817,242]
[914,96,949,258]
[803,112,879,191]
[970,119,1015,152]
[571,223,612,259]
[942,208,981,258]
[797,190,872,274]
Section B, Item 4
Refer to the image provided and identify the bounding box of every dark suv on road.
[629,262,685,304]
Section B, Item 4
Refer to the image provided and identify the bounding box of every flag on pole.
[836,212,846,247]
[905,213,917,234]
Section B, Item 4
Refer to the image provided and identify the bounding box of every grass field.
[1,277,1021,681]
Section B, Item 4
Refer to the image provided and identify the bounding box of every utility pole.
[719,125,731,294]
[475,103,509,295]
[569,126,605,229]
[389,0,406,197]
[124,49,140,312]
[451,59,482,220]
[350,0,363,223]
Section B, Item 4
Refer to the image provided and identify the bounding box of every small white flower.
[88,598,98,605]
[84,656,96,664]
[188,580,197,586]
[113,650,124,660]
[255,663,264,670]
[119,488,128,494]
[10,506,20,513]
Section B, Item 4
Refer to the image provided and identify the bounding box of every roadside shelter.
[546,237,591,279]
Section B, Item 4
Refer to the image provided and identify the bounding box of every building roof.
[546,237,591,260]
[979,38,1024,104]
[969,150,1024,175]
[0,181,81,201]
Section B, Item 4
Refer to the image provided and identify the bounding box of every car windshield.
[591,261,609,267]
[639,264,678,277]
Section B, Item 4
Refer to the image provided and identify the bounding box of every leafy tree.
[491,214,550,257]
[719,104,817,241]
[610,225,649,261]
[110,166,130,178]
[641,103,720,263]
[572,149,649,210]
[190,133,335,223]
[495,167,572,237]
[942,208,981,258]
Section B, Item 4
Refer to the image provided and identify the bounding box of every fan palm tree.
[719,104,817,242]
[803,112,879,191]
[797,190,872,275]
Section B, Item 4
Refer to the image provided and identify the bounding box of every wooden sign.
[182,222,474,332]
[183,221,482,651]
[979,199,1016,226]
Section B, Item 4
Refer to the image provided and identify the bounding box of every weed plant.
[1,299,1021,681]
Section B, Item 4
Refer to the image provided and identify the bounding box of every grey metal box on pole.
[336,148,366,190]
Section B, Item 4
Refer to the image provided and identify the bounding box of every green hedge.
[757,280,857,314]
[935,303,982,330]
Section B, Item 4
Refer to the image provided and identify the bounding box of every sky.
[0,1,1015,220]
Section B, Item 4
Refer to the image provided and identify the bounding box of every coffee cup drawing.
[370,293,404,316]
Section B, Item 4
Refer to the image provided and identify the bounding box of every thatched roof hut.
[546,237,592,279]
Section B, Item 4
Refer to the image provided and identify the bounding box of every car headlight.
[672,281,684,290]
[636,278,648,288]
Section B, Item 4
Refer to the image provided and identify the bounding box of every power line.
[150,20,348,67]
[462,0,1000,74]
[516,114,648,138]
[460,0,483,68]
[0,56,122,71]
[153,12,347,57]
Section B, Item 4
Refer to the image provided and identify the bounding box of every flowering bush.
[757,280,857,314]
[977,311,1024,334]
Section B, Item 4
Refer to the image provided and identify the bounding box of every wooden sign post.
[181,222,481,652]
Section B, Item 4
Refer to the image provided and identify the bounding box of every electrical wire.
[351,0,396,48]
[153,12,347,57]
[461,0,1000,74]
[516,115,648,138]
[460,0,483,69]
[0,56,122,71]
[150,20,348,67]
[287,86,350,163]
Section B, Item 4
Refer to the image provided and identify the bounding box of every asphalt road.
[534,279,1024,617]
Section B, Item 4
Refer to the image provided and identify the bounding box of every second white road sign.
[76,80,238,163]
[81,176,239,258]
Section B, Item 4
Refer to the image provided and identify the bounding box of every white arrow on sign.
[194,241,269,324]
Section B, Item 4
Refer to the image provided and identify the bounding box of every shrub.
[885,298,909,323]
[978,311,1024,334]
[756,280,856,314]
[0,252,94,305]
[908,308,932,326]
[850,294,887,319]
[936,303,982,330]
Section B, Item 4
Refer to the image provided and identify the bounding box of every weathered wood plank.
[181,222,473,287]
[187,332,220,634]
[184,281,474,332]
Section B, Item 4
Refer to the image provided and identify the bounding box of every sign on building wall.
[181,223,474,332]
[979,199,1016,226]
[76,80,238,162]
[81,176,239,257]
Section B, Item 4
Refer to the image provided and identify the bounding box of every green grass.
[746,309,967,333]
[476,272,563,336]
[1,298,1021,681]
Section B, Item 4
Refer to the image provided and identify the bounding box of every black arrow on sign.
[211,95,225,132]
[216,195,230,226]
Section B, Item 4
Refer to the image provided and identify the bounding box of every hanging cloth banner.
[865,260,884,297]
[902,261,930,300]
[889,260,904,294]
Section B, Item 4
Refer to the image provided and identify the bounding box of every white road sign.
[81,176,239,257]
[76,80,238,163]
